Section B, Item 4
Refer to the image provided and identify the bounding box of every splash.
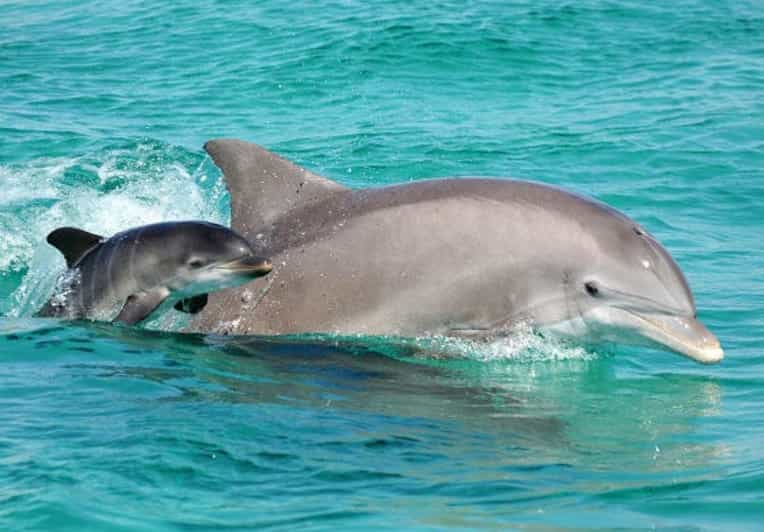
[0,141,228,319]
[271,322,599,365]
[41,268,82,317]
[414,323,597,363]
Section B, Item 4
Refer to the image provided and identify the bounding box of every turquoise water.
[1,0,763,529]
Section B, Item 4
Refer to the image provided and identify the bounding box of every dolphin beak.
[628,311,724,364]
[219,256,273,277]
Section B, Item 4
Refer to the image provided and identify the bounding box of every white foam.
[416,323,597,363]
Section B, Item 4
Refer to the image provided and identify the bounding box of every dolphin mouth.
[625,310,723,364]
[218,256,273,277]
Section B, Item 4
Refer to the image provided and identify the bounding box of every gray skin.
[38,221,272,325]
[189,139,723,364]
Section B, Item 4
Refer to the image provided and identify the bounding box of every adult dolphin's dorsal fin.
[46,227,104,267]
[204,139,349,236]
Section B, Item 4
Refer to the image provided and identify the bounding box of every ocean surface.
[1,1,763,529]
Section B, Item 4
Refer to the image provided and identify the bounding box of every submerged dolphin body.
[38,221,272,325]
[190,139,723,364]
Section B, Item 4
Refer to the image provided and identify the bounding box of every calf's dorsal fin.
[204,139,349,237]
[47,227,104,267]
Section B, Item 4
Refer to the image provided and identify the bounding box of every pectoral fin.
[114,288,170,325]
[173,293,208,314]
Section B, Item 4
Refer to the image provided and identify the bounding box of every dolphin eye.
[584,281,600,297]
[633,226,645,236]
[189,259,205,269]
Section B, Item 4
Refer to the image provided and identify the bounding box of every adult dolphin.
[38,221,272,324]
[189,139,723,364]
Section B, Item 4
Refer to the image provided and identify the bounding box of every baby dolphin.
[37,221,272,325]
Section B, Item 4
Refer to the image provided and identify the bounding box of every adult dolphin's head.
[537,198,723,364]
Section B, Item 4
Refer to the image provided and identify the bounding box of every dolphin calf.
[38,221,272,325]
[189,139,723,364]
